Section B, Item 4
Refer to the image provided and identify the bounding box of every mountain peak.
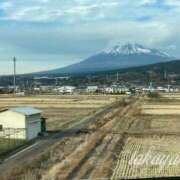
[103,43,171,58]
[40,43,175,75]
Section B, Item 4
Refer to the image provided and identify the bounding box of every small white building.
[56,86,76,94]
[0,107,42,140]
[86,86,98,93]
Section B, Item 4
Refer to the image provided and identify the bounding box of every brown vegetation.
[2,93,180,179]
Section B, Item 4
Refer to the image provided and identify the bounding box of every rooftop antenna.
[13,56,16,94]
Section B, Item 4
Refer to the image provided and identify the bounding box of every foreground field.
[2,93,180,179]
[0,95,123,162]
[111,135,180,179]
[0,95,134,179]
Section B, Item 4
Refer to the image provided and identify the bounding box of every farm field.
[0,94,123,162]
[0,94,135,179]
[111,135,180,179]
[2,93,180,179]
[142,94,180,115]
[137,94,180,133]
[0,94,122,131]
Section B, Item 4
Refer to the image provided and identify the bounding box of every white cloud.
[3,0,174,23]
[0,1,13,10]
[165,0,180,7]
[139,0,157,6]
[0,0,180,74]
[0,0,122,22]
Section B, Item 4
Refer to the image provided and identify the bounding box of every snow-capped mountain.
[103,43,171,57]
[40,43,174,74]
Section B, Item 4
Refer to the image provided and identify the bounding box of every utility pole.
[55,78,58,86]
[13,56,16,94]
[117,72,119,82]
[165,70,171,92]
[164,70,167,80]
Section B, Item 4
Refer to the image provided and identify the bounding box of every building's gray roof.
[9,107,42,116]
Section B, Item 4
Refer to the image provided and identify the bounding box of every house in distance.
[0,107,46,140]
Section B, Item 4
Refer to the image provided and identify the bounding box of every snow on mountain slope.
[103,43,171,57]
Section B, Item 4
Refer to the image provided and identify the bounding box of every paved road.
[0,99,122,176]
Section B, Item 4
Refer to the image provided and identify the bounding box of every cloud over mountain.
[0,0,179,74]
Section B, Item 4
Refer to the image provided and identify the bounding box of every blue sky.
[0,0,180,74]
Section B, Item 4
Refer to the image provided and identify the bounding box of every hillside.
[51,59,180,86]
[105,59,180,84]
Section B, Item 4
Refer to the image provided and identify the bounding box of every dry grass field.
[110,93,180,179]
[0,95,122,131]
[137,93,180,133]
[142,94,180,115]
[0,94,133,180]
[131,114,180,133]
[2,93,180,179]
[111,135,180,179]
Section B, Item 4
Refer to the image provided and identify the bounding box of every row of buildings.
[33,84,180,94]
[1,84,180,95]
[34,85,131,94]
